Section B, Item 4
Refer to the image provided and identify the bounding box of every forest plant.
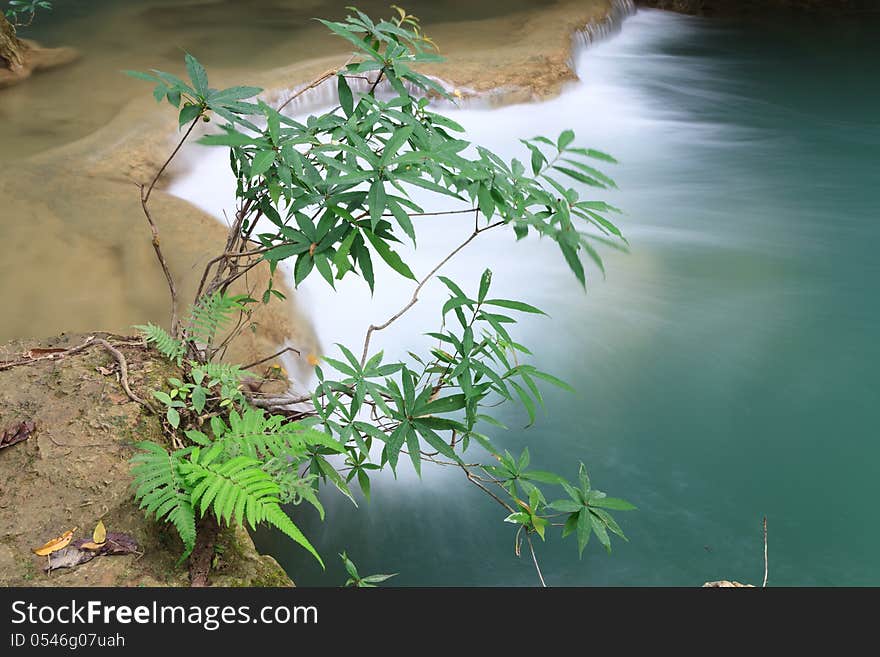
[4,0,51,27]
[127,6,634,586]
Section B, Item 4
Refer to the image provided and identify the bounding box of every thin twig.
[359,219,504,365]
[137,119,201,336]
[762,516,769,588]
[241,346,302,371]
[460,464,514,513]
[143,117,201,205]
[525,533,547,588]
[277,63,349,113]
[138,188,181,336]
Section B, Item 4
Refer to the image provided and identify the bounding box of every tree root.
[189,514,220,587]
[0,335,151,410]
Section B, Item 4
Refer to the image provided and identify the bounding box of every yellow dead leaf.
[80,541,104,551]
[32,527,77,556]
[92,520,106,545]
[306,353,320,367]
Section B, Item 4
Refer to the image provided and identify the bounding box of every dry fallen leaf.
[32,527,77,556]
[79,541,104,551]
[0,420,35,451]
[45,532,140,573]
[92,520,107,545]
[95,366,115,376]
[25,348,67,359]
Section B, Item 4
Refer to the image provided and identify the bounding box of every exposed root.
[0,335,151,410]
[189,514,220,587]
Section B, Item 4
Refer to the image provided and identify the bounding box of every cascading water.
[170,7,880,586]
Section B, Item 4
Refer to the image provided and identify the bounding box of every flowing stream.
[173,8,880,586]
[6,3,879,586]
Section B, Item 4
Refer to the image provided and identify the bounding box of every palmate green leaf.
[185,52,209,96]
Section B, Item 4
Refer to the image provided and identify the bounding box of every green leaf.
[250,150,276,178]
[559,242,586,288]
[576,508,592,557]
[361,573,397,584]
[550,500,583,513]
[184,53,208,96]
[368,179,386,229]
[590,511,612,553]
[178,103,202,127]
[417,394,466,416]
[364,229,416,280]
[557,129,575,151]
[381,125,414,164]
[483,299,546,315]
[191,386,207,413]
[591,497,637,511]
[166,407,180,429]
[337,74,354,116]
[478,269,492,303]
[152,390,173,406]
[357,469,371,502]
[504,512,530,525]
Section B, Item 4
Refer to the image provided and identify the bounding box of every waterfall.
[269,1,637,115]
[570,0,638,67]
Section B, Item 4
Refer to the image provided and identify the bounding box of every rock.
[0,333,292,587]
[0,38,79,89]
[703,580,756,587]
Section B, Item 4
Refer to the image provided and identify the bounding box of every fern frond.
[186,292,248,346]
[180,445,323,567]
[191,361,245,403]
[136,323,185,365]
[130,442,196,559]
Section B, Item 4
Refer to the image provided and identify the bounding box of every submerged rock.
[0,36,79,89]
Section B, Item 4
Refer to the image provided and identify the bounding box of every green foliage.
[135,323,186,365]
[181,443,322,566]
[130,441,197,560]
[340,551,397,587]
[186,291,250,347]
[128,7,634,583]
[550,463,636,556]
[124,56,262,129]
[4,0,51,27]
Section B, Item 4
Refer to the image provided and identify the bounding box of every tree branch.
[359,217,504,365]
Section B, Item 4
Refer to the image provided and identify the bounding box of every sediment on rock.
[0,333,292,587]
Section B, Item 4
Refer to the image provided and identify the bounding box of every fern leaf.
[136,323,185,365]
[180,447,323,567]
[262,502,324,568]
[186,292,248,346]
[130,442,196,559]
